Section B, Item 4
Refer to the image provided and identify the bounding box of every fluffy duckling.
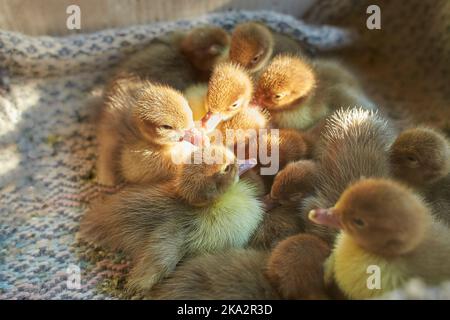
[249,201,304,250]
[390,127,450,188]
[301,108,395,243]
[259,129,314,173]
[266,234,331,299]
[309,178,450,299]
[80,145,264,293]
[390,127,450,224]
[109,25,230,92]
[254,55,376,131]
[269,160,318,207]
[199,62,268,134]
[229,21,307,74]
[149,234,330,299]
[250,160,317,250]
[96,80,205,186]
[179,25,230,77]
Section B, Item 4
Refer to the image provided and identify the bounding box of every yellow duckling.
[184,62,269,155]
[309,178,450,299]
[79,145,263,293]
[184,83,208,122]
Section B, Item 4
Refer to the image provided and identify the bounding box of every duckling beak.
[308,208,342,229]
[263,194,280,211]
[238,158,257,176]
[182,128,210,147]
[201,112,223,132]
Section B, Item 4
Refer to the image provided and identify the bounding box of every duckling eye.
[161,125,173,130]
[207,44,221,55]
[407,156,418,164]
[251,53,262,64]
[352,218,366,228]
[222,164,232,173]
[274,93,285,100]
[230,101,240,109]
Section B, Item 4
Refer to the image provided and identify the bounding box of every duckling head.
[390,127,450,186]
[133,83,199,146]
[177,145,257,206]
[266,234,331,300]
[254,54,316,111]
[309,178,431,257]
[267,160,317,208]
[180,26,230,73]
[229,22,274,73]
[201,62,253,132]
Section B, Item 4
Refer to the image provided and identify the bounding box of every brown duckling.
[301,108,395,244]
[229,21,307,74]
[250,160,317,250]
[390,127,450,187]
[149,234,330,300]
[80,145,264,293]
[390,127,450,224]
[269,160,318,207]
[309,178,450,299]
[258,129,314,174]
[109,25,230,92]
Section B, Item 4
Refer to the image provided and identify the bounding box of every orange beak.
[308,208,342,229]
[182,128,210,147]
[201,111,223,132]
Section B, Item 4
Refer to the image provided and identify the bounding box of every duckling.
[390,127,450,224]
[80,145,264,293]
[250,160,318,249]
[148,249,275,299]
[309,178,450,299]
[266,234,331,300]
[179,25,230,77]
[250,160,317,250]
[96,80,205,186]
[229,21,307,74]
[184,84,209,121]
[149,234,329,299]
[249,201,304,250]
[109,25,230,92]
[390,127,450,188]
[301,108,395,243]
[198,62,268,133]
[269,160,318,206]
[259,129,314,174]
[254,55,376,131]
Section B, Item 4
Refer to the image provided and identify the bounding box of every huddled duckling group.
[79,21,450,299]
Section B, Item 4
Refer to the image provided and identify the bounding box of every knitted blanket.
[0,10,448,299]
